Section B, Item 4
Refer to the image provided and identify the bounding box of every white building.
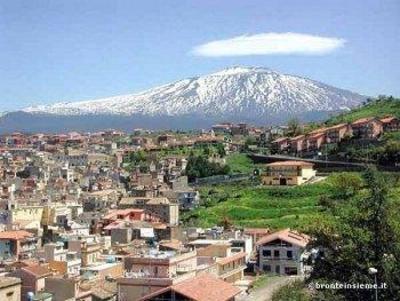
[256,229,310,275]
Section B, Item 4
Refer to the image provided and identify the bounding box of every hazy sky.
[1,0,399,111]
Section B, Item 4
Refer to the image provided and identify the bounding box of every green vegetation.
[271,280,311,301]
[306,168,400,300]
[286,117,303,137]
[321,96,400,165]
[184,154,230,181]
[123,150,149,172]
[182,179,335,229]
[326,95,400,125]
[225,153,256,174]
[252,275,280,289]
[156,143,226,158]
[182,171,400,231]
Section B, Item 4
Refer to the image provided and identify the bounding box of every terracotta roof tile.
[351,117,378,125]
[172,274,241,301]
[380,116,398,123]
[0,230,33,240]
[267,161,314,167]
[216,252,246,265]
[256,228,310,248]
[22,265,52,278]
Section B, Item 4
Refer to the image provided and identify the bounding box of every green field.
[182,171,400,230]
[182,179,333,230]
[225,153,258,174]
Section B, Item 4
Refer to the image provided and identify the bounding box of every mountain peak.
[12,66,367,132]
[209,66,272,76]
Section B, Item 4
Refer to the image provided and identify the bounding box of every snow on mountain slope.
[22,66,365,119]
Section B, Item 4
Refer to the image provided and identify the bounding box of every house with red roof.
[0,230,39,260]
[137,274,241,301]
[262,161,316,186]
[306,132,326,152]
[271,137,289,153]
[256,229,310,276]
[325,123,352,143]
[9,264,53,299]
[380,116,400,132]
[289,135,307,154]
[351,117,383,139]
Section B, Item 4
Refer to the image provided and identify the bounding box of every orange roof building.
[256,229,310,276]
[380,116,400,132]
[351,117,383,139]
[0,230,38,260]
[138,274,241,301]
[262,160,316,186]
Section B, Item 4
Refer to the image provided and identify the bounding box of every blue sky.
[1,0,399,111]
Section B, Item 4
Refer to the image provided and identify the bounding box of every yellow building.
[262,161,316,186]
[0,277,21,301]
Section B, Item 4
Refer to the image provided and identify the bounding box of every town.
[0,96,399,301]
[2,1,400,300]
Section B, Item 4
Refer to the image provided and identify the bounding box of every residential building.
[9,264,52,300]
[271,137,289,153]
[44,242,68,262]
[44,276,92,301]
[261,161,316,186]
[0,230,39,260]
[118,249,198,300]
[306,132,326,152]
[380,116,400,132]
[351,117,383,139]
[289,135,306,154]
[119,197,179,226]
[256,229,310,276]
[325,123,351,144]
[137,274,241,301]
[0,277,21,301]
[215,252,247,283]
[48,251,81,277]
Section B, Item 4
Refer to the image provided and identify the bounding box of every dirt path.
[237,276,303,301]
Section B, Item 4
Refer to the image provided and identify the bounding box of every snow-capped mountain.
[1,66,366,132]
[23,66,364,118]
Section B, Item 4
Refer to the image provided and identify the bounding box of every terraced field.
[182,180,333,230]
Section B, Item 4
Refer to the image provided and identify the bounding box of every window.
[274,250,280,257]
[287,250,293,259]
[263,265,271,272]
[262,250,271,257]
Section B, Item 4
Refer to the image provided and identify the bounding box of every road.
[237,276,303,301]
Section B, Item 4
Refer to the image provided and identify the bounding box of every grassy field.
[225,153,258,174]
[183,179,333,230]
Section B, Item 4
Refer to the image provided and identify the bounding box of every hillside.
[325,96,400,126]
[182,180,330,230]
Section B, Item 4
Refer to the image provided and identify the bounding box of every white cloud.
[191,32,346,57]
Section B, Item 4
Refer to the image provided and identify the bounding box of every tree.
[308,168,400,300]
[184,154,230,181]
[244,136,257,147]
[329,172,363,200]
[287,118,303,137]
[215,143,226,157]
